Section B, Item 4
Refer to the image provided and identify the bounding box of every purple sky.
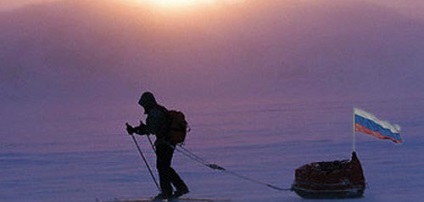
[0,0,58,11]
[1,0,424,126]
[1,0,423,16]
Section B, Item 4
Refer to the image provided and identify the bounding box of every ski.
[104,197,230,202]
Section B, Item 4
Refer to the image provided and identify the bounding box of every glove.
[134,121,146,135]
[125,123,136,135]
[126,122,146,135]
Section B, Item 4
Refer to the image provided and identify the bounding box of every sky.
[1,0,424,19]
[1,0,424,123]
[0,0,57,11]
[368,0,424,20]
[0,0,243,10]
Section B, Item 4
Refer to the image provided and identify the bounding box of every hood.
[138,91,157,114]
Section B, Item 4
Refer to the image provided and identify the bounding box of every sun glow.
[145,0,214,8]
[126,0,244,10]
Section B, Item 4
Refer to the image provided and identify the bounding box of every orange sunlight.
[125,0,245,12]
[144,0,215,7]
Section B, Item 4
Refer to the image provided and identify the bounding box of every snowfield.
[1,98,423,202]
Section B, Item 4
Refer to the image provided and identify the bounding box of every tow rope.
[174,145,292,192]
[143,135,291,191]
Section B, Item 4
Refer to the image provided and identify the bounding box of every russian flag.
[354,108,402,144]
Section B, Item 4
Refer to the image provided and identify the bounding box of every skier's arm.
[133,121,147,135]
[125,122,146,135]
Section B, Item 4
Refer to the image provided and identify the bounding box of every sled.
[291,152,366,199]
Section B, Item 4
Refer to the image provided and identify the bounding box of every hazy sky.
[1,0,424,20]
[0,0,244,10]
[1,0,423,136]
[1,0,423,108]
[368,0,424,20]
[0,0,58,11]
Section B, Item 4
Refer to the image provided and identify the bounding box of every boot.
[170,188,189,199]
[153,193,170,201]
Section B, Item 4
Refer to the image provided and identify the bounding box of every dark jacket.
[138,92,170,145]
[143,105,171,145]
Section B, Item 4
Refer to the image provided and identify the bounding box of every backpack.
[168,110,190,145]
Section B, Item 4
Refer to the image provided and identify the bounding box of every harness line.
[174,145,291,192]
[142,135,291,192]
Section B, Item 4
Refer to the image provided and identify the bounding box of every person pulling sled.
[126,92,189,200]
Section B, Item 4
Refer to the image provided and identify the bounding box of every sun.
[136,0,216,9]
[121,0,246,14]
[123,0,245,6]
[147,0,213,7]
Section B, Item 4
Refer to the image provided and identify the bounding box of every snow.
[1,98,423,202]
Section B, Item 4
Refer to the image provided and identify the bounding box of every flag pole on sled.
[352,108,356,152]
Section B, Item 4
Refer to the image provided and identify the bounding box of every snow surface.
[1,98,423,202]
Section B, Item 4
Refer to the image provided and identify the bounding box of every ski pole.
[146,135,156,152]
[130,134,161,192]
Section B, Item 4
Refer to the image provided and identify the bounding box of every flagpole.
[352,108,356,153]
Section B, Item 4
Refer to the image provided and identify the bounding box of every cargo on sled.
[291,152,366,199]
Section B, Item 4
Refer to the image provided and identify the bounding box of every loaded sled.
[291,152,366,199]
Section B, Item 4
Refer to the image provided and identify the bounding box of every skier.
[126,92,189,200]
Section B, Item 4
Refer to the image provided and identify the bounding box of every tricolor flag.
[354,108,402,144]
